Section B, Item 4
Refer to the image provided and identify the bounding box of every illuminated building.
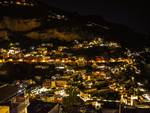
[0,106,10,113]
[87,75,91,81]
[51,81,56,88]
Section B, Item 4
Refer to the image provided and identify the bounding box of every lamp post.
[119,95,124,113]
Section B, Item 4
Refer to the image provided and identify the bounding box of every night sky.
[42,0,150,35]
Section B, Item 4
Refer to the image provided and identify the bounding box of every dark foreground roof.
[28,100,57,113]
[0,84,18,103]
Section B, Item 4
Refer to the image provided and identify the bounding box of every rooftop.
[0,84,18,103]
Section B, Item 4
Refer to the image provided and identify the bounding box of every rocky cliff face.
[0,16,81,41]
[0,17,41,32]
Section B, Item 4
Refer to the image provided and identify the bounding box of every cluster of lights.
[0,0,35,6]
[0,37,148,108]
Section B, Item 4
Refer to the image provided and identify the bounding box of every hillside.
[0,0,149,48]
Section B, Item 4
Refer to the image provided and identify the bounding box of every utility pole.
[119,102,121,113]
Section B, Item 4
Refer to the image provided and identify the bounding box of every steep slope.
[0,0,149,48]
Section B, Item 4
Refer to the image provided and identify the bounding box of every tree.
[62,87,84,113]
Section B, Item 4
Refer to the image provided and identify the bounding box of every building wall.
[0,106,10,113]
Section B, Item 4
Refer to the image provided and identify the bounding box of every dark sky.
[43,0,150,35]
